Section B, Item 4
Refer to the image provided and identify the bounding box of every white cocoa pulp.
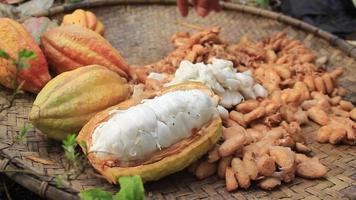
[166,58,268,108]
[147,72,166,81]
[90,89,218,162]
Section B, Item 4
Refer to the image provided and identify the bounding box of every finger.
[192,0,199,10]
[196,0,210,17]
[177,0,189,17]
[212,0,221,12]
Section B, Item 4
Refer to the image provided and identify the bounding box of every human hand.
[177,0,228,17]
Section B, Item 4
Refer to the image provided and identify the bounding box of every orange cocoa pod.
[62,9,105,36]
[0,18,51,93]
[85,11,98,30]
[41,25,129,78]
[94,20,105,36]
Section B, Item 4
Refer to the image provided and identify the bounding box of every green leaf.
[62,134,78,165]
[255,0,269,8]
[114,176,145,200]
[79,188,113,200]
[0,50,10,60]
[16,123,33,143]
[55,175,64,187]
[16,50,37,70]
[63,134,77,147]
[78,176,145,200]
[70,0,83,3]
[18,50,37,60]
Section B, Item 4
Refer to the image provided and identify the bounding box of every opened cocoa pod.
[77,82,222,183]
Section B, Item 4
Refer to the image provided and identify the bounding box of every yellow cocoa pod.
[29,65,131,140]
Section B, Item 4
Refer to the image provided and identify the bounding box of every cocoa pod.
[41,25,129,78]
[29,65,130,140]
[62,9,105,35]
[0,18,51,93]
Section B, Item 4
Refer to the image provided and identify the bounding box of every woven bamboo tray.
[1,1,356,199]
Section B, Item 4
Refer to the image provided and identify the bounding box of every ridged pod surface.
[29,65,131,140]
[61,9,105,35]
[0,18,51,93]
[77,82,222,183]
[41,25,129,78]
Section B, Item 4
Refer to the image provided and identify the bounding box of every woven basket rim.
[26,0,356,59]
[2,1,355,200]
